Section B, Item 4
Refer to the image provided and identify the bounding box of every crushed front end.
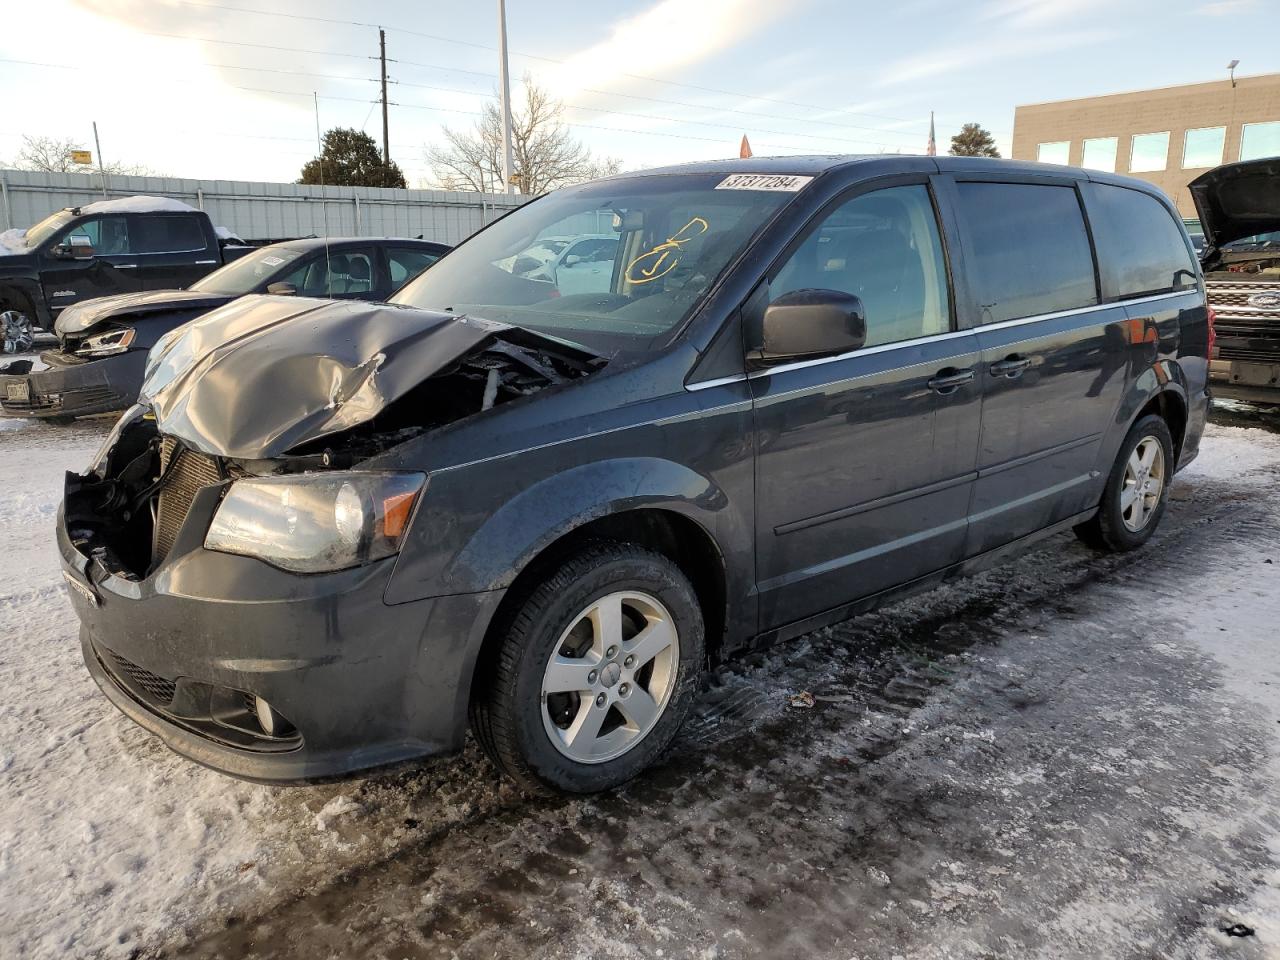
[60,296,599,781]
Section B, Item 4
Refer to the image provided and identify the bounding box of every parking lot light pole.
[497,0,515,195]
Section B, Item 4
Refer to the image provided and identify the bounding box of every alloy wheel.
[1120,436,1166,532]
[540,590,680,764]
[1,310,33,354]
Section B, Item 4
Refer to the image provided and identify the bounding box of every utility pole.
[497,0,515,194]
[91,121,108,198]
[379,28,391,166]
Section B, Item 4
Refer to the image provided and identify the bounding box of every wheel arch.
[0,280,43,327]
[1132,385,1189,464]
[465,505,730,713]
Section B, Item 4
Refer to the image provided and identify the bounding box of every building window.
[1130,132,1170,173]
[1037,141,1071,165]
[1182,127,1225,169]
[1240,121,1280,161]
[1081,137,1118,172]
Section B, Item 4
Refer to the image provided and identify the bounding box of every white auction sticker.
[260,255,285,266]
[715,174,814,192]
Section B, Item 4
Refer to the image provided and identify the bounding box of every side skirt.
[745,508,1098,651]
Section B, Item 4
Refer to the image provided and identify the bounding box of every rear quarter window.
[133,215,207,254]
[955,182,1097,324]
[1085,183,1198,299]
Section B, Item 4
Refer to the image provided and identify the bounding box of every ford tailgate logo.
[1248,292,1280,309]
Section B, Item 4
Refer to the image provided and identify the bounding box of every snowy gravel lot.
[2,405,1280,960]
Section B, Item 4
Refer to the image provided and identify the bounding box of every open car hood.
[1189,158,1280,255]
[55,289,236,336]
[138,294,544,460]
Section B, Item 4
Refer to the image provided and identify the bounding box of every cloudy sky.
[0,0,1272,187]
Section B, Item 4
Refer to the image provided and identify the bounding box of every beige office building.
[1012,73,1280,217]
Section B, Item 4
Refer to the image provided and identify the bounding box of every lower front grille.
[106,649,177,705]
[153,437,224,564]
[1,385,119,414]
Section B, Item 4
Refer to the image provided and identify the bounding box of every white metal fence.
[0,169,524,244]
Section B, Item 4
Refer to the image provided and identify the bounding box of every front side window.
[770,185,951,347]
[188,247,304,294]
[1086,184,1197,300]
[1130,132,1170,173]
[280,249,375,297]
[1082,137,1118,172]
[1240,121,1280,162]
[133,215,206,254]
[1037,141,1071,165]
[392,173,798,352]
[1183,127,1225,169]
[56,216,131,256]
[954,182,1096,324]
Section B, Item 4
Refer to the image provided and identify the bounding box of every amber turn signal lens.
[381,490,417,539]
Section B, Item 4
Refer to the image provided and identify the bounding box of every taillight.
[1206,304,1217,358]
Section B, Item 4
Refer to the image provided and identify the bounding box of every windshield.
[1224,230,1280,252]
[25,210,76,248]
[391,173,800,351]
[189,247,304,294]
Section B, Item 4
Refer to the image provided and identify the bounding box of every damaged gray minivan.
[61,156,1211,793]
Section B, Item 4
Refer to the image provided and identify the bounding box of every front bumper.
[1209,358,1280,404]
[60,506,505,783]
[0,349,144,418]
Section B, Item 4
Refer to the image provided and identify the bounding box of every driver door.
[41,215,143,316]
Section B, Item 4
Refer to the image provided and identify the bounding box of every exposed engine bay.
[65,296,603,581]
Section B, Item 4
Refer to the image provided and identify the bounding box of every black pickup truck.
[0,196,253,352]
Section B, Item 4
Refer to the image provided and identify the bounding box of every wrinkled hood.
[139,294,518,459]
[1189,158,1280,254]
[55,289,236,337]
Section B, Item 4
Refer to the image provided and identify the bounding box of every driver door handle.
[927,367,975,394]
[989,354,1031,378]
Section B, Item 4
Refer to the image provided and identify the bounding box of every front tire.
[471,542,704,795]
[1,307,34,354]
[1075,413,1174,552]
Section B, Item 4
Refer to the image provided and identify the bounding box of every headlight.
[204,472,426,573]
[75,326,136,357]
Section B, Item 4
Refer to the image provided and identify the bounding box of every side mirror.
[54,235,95,260]
[752,288,867,364]
[564,254,583,266]
[266,282,298,296]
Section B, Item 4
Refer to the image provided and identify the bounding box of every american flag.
[926,112,936,157]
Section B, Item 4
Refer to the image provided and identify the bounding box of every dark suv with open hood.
[60,156,1209,794]
[0,237,448,420]
[1191,158,1280,403]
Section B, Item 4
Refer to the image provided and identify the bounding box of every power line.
[159,0,971,132]
[388,78,914,150]
[0,57,918,154]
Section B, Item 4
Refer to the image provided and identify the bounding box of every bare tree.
[13,135,159,176]
[428,75,621,195]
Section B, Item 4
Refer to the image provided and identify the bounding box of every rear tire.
[1074,413,1174,552]
[471,542,704,795]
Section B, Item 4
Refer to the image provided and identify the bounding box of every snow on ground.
[0,414,1278,959]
